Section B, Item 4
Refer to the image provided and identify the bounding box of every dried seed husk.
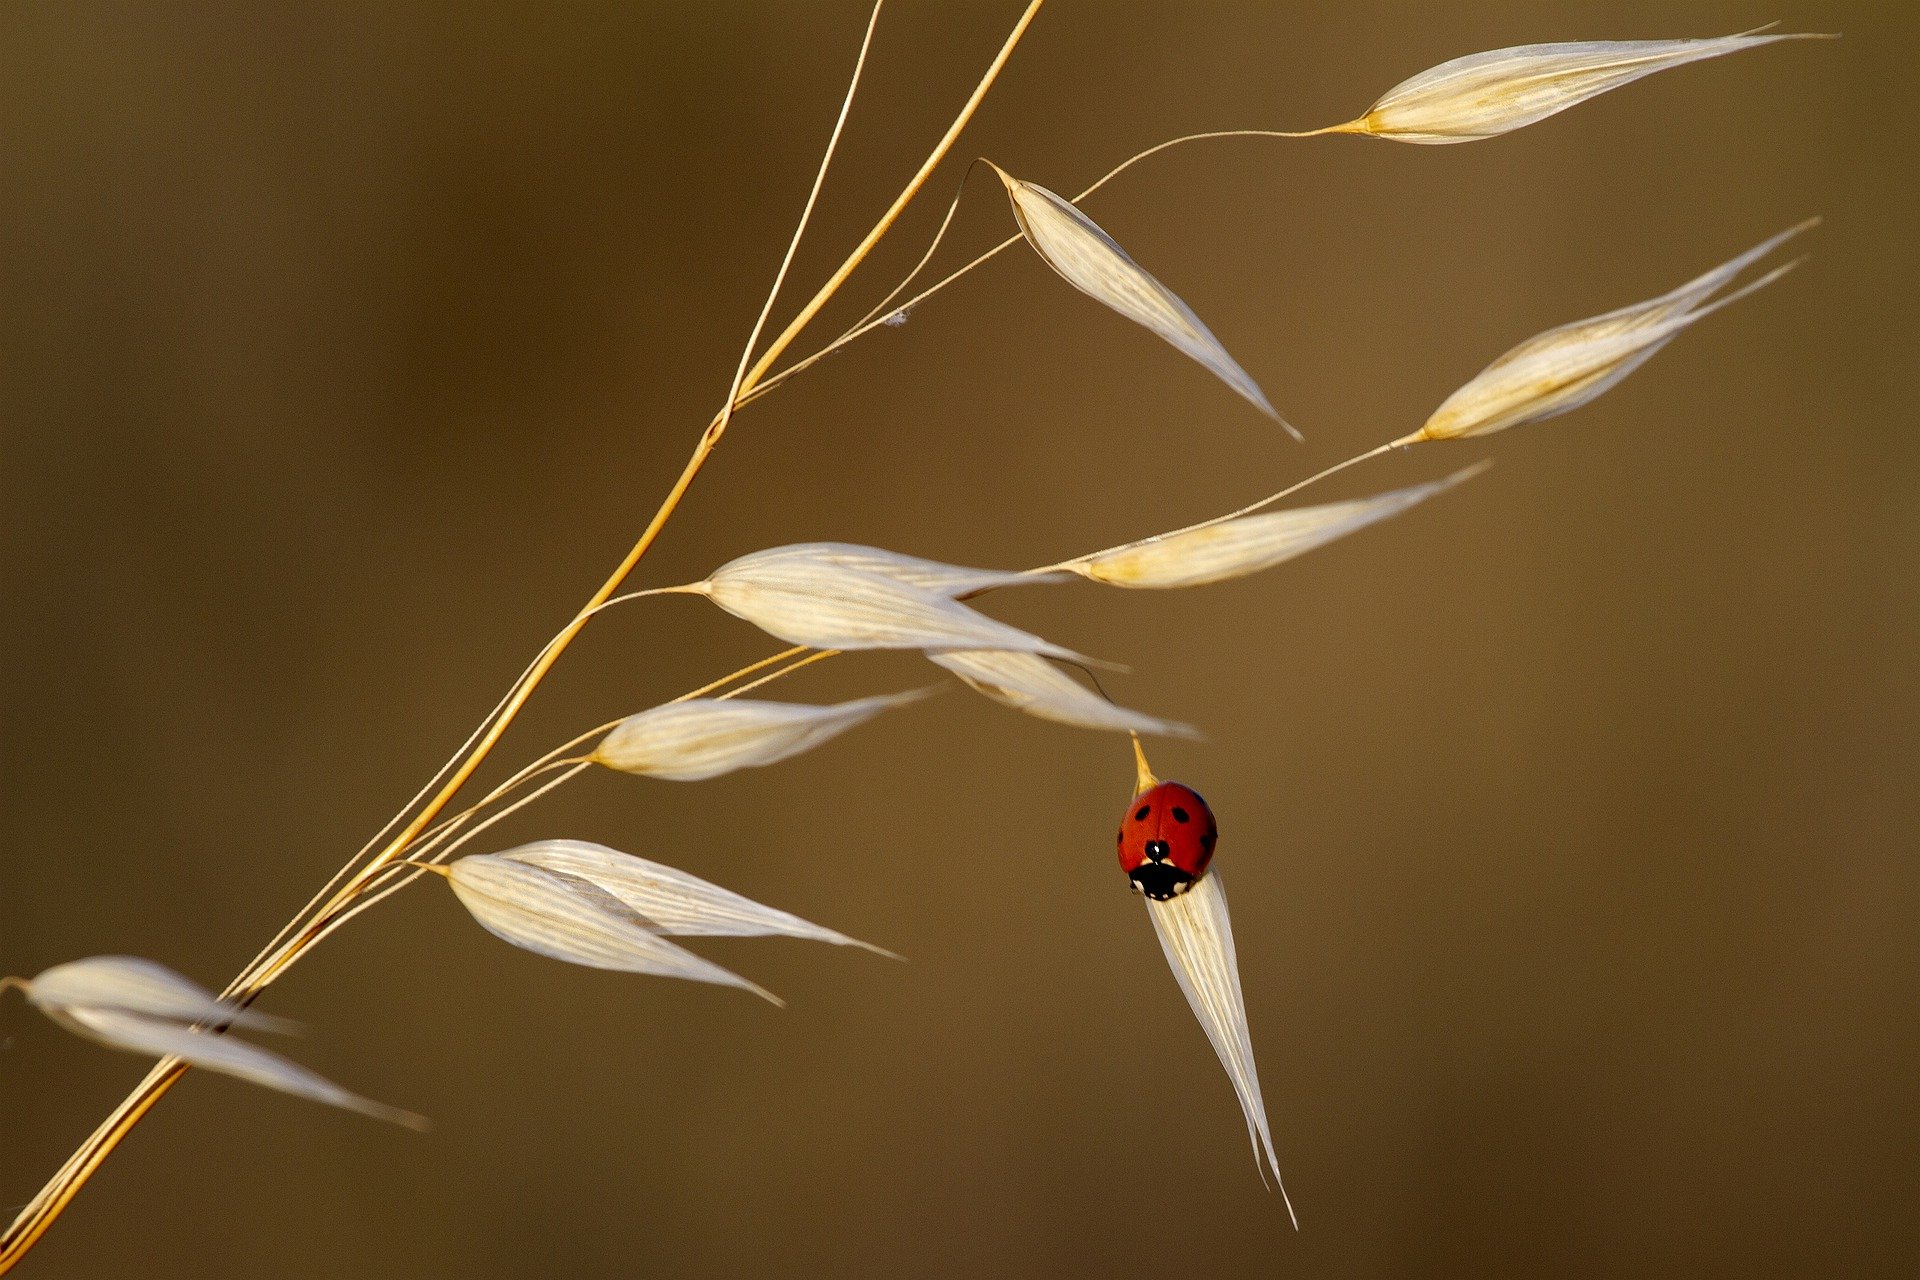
[26,955,293,1034]
[1337,31,1828,144]
[928,649,1195,738]
[500,840,894,956]
[990,163,1295,436]
[725,542,1064,597]
[1063,466,1485,589]
[24,955,420,1127]
[1403,222,1813,443]
[44,1004,425,1128]
[445,855,779,1003]
[1146,872,1293,1224]
[593,689,933,782]
[699,553,1094,662]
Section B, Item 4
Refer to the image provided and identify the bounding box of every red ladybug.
[1116,781,1217,900]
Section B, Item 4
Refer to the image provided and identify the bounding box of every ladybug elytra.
[1116,781,1217,900]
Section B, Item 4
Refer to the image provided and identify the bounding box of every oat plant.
[0,5,1826,1267]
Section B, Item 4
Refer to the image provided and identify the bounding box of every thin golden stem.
[421,762,594,869]
[746,126,1347,406]
[680,646,811,700]
[225,621,586,999]
[709,0,887,455]
[843,159,989,335]
[403,756,594,864]
[302,639,833,949]
[275,755,589,958]
[720,649,839,698]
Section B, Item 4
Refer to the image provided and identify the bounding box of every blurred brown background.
[2,2,1913,1277]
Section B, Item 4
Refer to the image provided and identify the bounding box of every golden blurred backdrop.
[2,2,1914,1277]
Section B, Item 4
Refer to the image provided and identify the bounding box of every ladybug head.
[1128,853,1196,901]
[1115,781,1217,901]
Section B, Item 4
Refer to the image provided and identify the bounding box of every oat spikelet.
[499,840,895,956]
[440,857,780,1003]
[1400,221,1815,444]
[18,956,423,1128]
[1063,466,1486,589]
[1146,873,1295,1226]
[989,162,1295,436]
[1333,30,1832,144]
[592,689,934,782]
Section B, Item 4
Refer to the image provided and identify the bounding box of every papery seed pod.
[929,649,1195,738]
[17,956,422,1127]
[726,542,1063,597]
[989,163,1295,436]
[499,840,894,955]
[592,689,933,782]
[442,855,779,1003]
[1145,871,1293,1224]
[25,955,293,1034]
[1332,30,1828,144]
[1399,222,1813,444]
[694,552,1095,661]
[1062,466,1485,590]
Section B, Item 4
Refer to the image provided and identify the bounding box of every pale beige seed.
[1337,31,1828,144]
[726,542,1064,597]
[1145,872,1293,1225]
[25,955,292,1034]
[42,1005,425,1128]
[500,840,894,956]
[989,163,1295,436]
[592,689,934,783]
[445,855,779,1003]
[928,649,1196,738]
[1063,466,1485,590]
[1402,222,1813,444]
[22,955,421,1127]
[698,551,1093,662]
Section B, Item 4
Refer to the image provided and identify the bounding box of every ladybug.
[1116,781,1217,900]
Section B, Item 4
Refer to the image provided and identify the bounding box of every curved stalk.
[0,3,1046,1268]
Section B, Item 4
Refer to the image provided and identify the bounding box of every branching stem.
[0,2,1045,1267]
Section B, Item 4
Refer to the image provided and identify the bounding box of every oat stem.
[747,127,1347,405]
[426,762,596,866]
[0,3,1046,1267]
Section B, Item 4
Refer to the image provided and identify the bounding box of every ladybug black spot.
[1201,832,1217,849]
[1133,805,1150,821]
[1171,807,1190,823]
